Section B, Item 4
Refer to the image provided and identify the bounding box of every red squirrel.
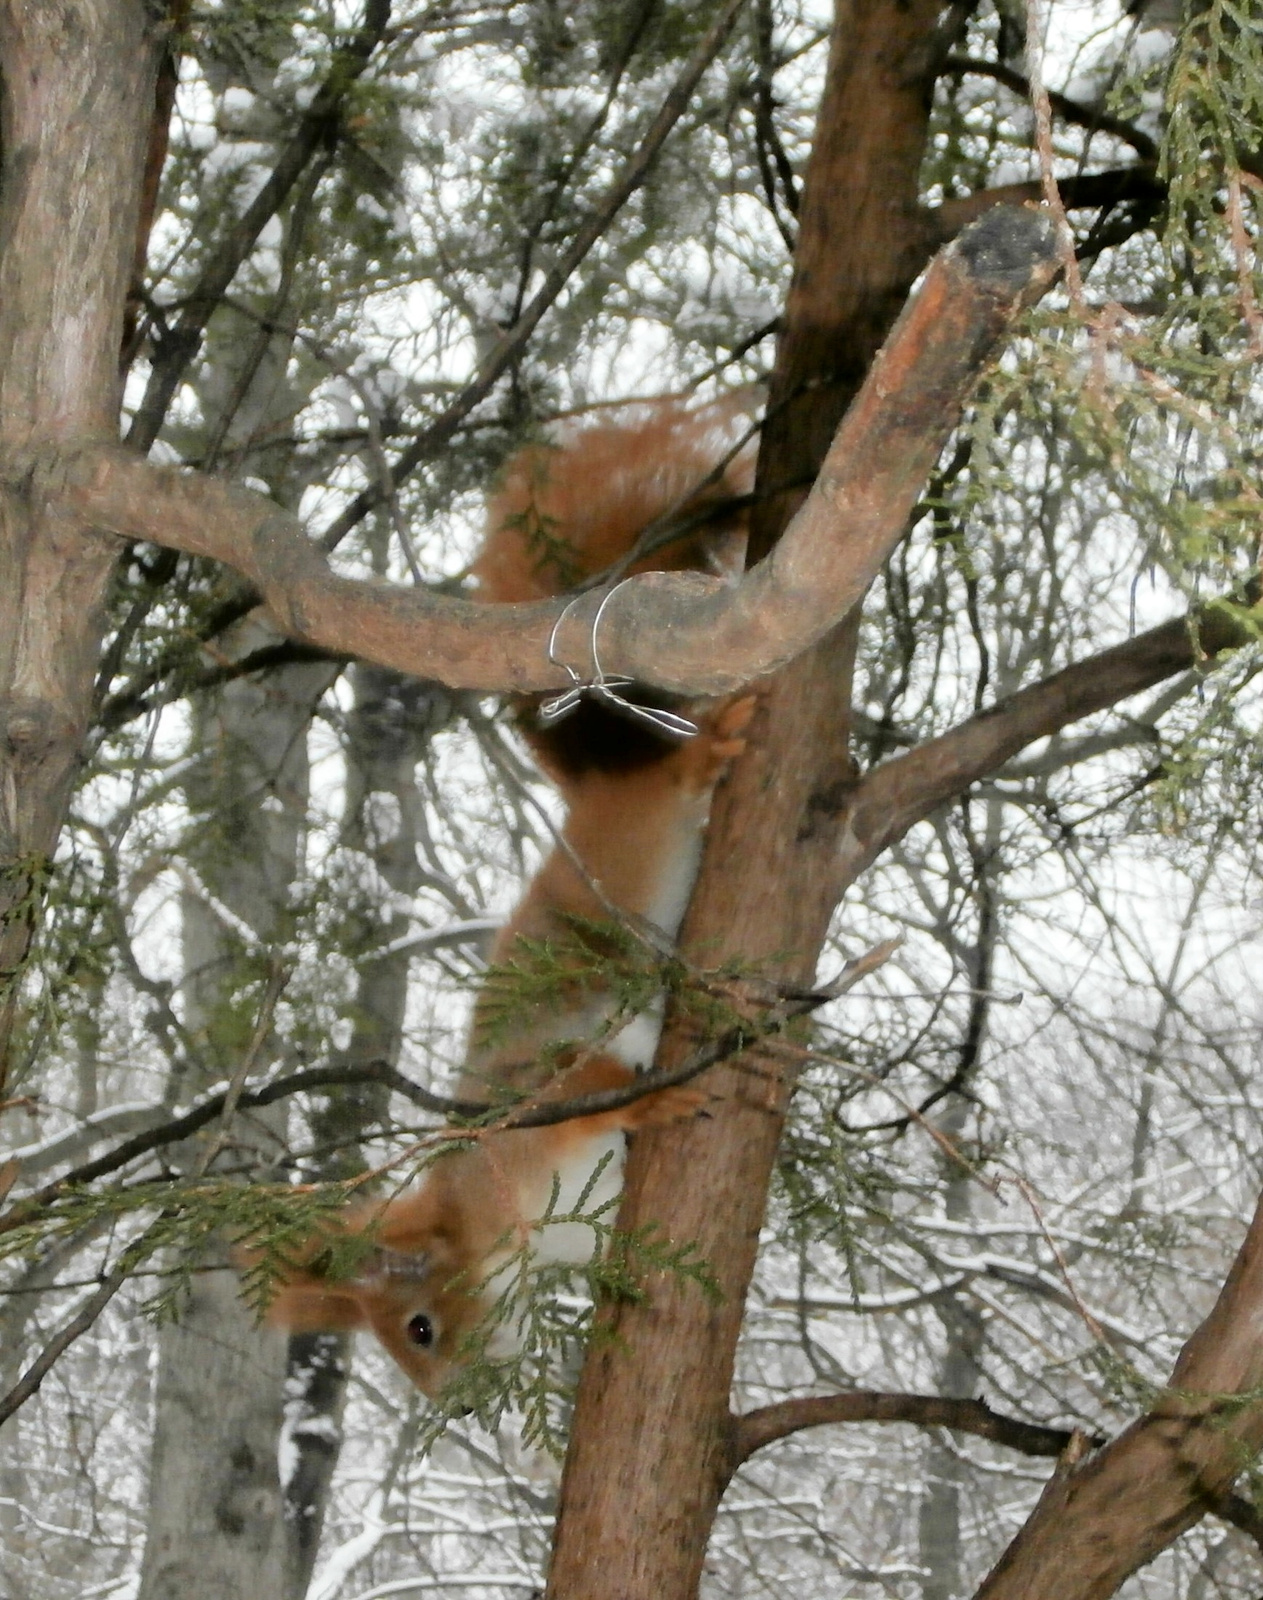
[265,399,756,1396]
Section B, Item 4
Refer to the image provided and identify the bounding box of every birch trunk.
[135,632,332,1600]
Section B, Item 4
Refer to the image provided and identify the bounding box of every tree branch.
[0,1225,162,1430]
[975,1188,1263,1598]
[58,207,1057,697]
[931,168,1163,245]
[0,1062,446,1234]
[1,944,897,1235]
[99,638,348,726]
[1210,1489,1263,1557]
[727,1391,1091,1479]
[941,56,1158,161]
[836,599,1259,890]
[121,0,192,370]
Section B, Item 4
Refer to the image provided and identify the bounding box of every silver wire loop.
[539,578,698,739]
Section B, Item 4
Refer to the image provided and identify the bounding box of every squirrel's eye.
[406,1312,434,1348]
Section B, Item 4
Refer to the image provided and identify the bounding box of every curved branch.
[1,1048,725,1235]
[941,55,1158,161]
[728,1391,1091,1479]
[59,207,1057,697]
[0,1027,757,1233]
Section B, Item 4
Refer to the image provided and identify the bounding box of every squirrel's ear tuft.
[265,1279,370,1333]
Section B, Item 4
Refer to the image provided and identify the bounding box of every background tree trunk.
[136,630,332,1600]
[919,798,997,1600]
[283,659,452,1600]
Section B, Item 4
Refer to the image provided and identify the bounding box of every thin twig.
[1023,0,1084,305]
[0,1217,167,1429]
[1226,172,1263,356]
[189,962,288,1178]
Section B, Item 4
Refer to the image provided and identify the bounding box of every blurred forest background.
[2,0,1262,1597]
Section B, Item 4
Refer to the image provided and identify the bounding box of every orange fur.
[475,396,756,792]
[265,399,757,1397]
[474,397,754,607]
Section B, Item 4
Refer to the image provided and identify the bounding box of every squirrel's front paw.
[626,1081,711,1129]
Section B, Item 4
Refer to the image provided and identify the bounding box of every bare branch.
[931,168,1163,244]
[0,1062,449,1235]
[0,944,899,1236]
[995,674,1194,781]
[59,207,1057,697]
[728,1391,1091,1478]
[941,55,1158,160]
[0,1217,165,1430]
[1210,1489,1263,1557]
[836,598,1259,891]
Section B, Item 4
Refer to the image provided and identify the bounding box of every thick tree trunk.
[748,0,949,562]
[547,2,946,1594]
[0,0,159,1086]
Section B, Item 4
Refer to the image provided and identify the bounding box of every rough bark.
[748,0,960,562]
[547,2,959,1593]
[0,0,161,1087]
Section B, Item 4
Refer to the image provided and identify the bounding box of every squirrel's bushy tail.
[473,395,756,781]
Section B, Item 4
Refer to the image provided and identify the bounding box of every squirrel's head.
[258,1193,494,1400]
[357,1241,495,1398]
